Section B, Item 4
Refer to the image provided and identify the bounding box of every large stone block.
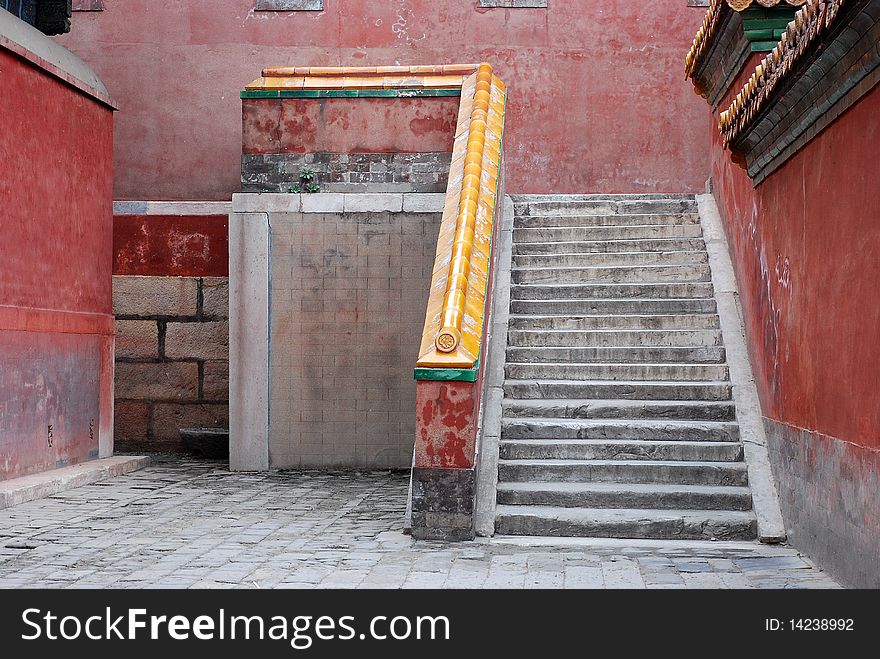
[114,320,159,359]
[113,401,149,442]
[201,278,229,318]
[113,276,198,317]
[202,360,229,401]
[165,321,229,360]
[151,403,229,443]
[115,362,199,401]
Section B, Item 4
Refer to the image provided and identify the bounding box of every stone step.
[497,459,749,486]
[500,418,740,442]
[511,264,711,285]
[514,212,701,228]
[502,398,736,421]
[513,224,703,243]
[509,298,718,316]
[494,505,757,540]
[513,250,708,268]
[496,482,754,511]
[499,439,744,462]
[516,198,698,217]
[504,362,730,382]
[506,346,727,364]
[508,313,720,331]
[508,328,723,348]
[511,282,715,300]
[503,379,733,401]
[514,237,706,255]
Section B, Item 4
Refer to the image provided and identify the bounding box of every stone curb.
[697,193,787,544]
[0,456,151,509]
[474,195,515,537]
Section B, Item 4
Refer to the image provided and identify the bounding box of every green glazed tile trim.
[740,6,799,53]
[241,90,280,98]
[414,367,478,382]
[241,88,462,99]
[751,40,781,52]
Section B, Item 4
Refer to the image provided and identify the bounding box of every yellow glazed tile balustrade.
[241,61,507,374]
[246,64,478,91]
[416,64,507,370]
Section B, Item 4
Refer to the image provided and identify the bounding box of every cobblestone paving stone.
[0,459,840,589]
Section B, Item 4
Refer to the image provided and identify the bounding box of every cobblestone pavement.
[0,459,839,589]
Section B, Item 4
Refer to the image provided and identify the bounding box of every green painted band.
[414,367,478,382]
[241,88,462,99]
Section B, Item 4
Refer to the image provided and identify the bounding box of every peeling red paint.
[710,58,880,452]
[113,215,229,277]
[244,97,459,155]
[0,45,114,479]
[57,1,709,199]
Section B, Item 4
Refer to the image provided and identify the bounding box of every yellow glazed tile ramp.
[416,64,507,372]
[245,64,477,92]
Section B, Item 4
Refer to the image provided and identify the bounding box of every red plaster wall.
[55,0,710,200]
[114,215,229,276]
[710,59,880,452]
[0,47,115,479]
[243,96,460,155]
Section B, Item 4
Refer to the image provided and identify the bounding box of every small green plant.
[289,167,319,193]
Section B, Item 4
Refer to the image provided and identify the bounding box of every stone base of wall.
[241,152,451,194]
[113,275,229,451]
[765,418,880,588]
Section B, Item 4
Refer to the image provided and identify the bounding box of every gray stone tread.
[494,505,757,540]
[497,481,752,496]
[502,398,736,419]
[499,439,744,461]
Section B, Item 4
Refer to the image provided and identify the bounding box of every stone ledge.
[0,456,151,509]
[342,193,403,213]
[114,201,233,216]
[232,193,448,214]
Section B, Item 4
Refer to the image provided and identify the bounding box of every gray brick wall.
[765,418,880,588]
[267,210,441,469]
[242,152,451,194]
[113,275,229,450]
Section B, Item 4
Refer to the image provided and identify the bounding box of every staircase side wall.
[709,57,880,588]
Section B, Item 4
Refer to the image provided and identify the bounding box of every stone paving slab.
[0,459,840,589]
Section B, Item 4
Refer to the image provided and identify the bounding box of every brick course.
[112,275,230,451]
[242,152,451,194]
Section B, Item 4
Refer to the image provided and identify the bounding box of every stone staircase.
[494,195,758,540]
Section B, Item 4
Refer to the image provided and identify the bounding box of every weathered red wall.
[114,215,229,276]
[710,57,880,452]
[0,46,115,479]
[56,0,710,200]
[243,96,460,154]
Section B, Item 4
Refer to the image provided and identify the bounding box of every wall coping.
[114,201,233,215]
[0,9,116,109]
[231,192,446,214]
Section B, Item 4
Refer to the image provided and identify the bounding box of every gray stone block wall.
[267,210,442,469]
[765,418,880,588]
[242,152,451,194]
[113,275,229,450]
